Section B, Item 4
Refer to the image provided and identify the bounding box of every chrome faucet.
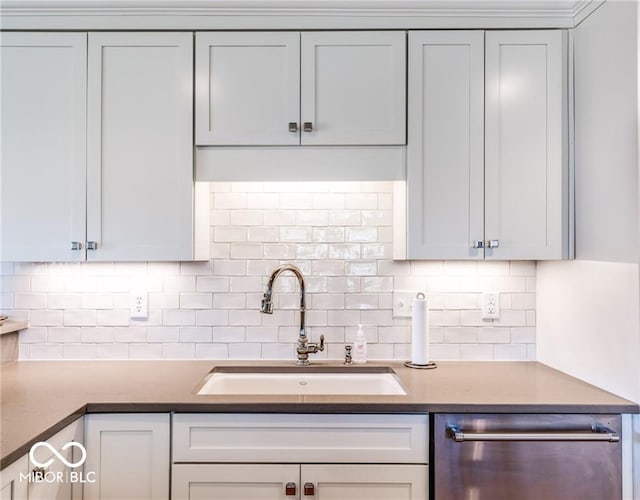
[260,263,324,366]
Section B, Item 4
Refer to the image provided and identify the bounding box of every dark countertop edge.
[3,400,637,471]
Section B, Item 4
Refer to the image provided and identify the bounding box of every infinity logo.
[29,441,87,469]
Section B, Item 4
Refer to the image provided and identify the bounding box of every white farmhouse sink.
[197,366,407,396]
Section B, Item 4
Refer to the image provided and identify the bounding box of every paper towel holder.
[405,292,437,369]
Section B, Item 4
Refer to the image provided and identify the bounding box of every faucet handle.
[319,334,325,351]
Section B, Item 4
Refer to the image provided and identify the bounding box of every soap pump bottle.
[353,324,367,364]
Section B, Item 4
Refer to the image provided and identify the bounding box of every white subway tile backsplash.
[81,293,114,310]
[196,309,229,326]
[229,343,261,359]
[162,309,195,326]
[63,343,96,359]
[129,343,162,359]
[19,327,47,343]
[179,327,212,343]
[212,326,245,342]
[195,343,228,358]
[147,327,180,343]
[96,343,129,358]
[31,310,64,326]
[162,343,195,359]
[48,327,82,343]
[114,327,147,343]
[494,344,528,361]
[461,344,494,360]
[6,181,536,361]
[81,327,115,343]
[14,293,47,309]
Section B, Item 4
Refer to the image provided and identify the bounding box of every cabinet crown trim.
[1,0,603,30]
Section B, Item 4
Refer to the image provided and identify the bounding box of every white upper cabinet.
[87,32,194,261]
[300,31,406,145]
[195,32,300,146]
[0,33,87,262]
[406,29,569,260]
[485,30,569,260]
[407,31,485,260]
[195,31,406,146]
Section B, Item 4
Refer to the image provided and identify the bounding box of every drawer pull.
[285,482,296,496]
[447,424,620,443]
[304,482,315,495]
[303,122,313,132]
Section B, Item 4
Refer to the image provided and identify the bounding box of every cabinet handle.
[447,424,620,443]
[288,122,298,133]
[285,482,296,496]
[303,122,313,132]
[86,241,98,250]
[304,482,315,495]
[471,240,484,249]
[32,466,46,481]
[71,241,82,251]
[487,240,500,248]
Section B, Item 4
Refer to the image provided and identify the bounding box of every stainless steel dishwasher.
[434,413,622,500]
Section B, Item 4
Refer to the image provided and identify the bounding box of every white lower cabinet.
[83,414,170,500]
[0,418,83,500]
[0,456,28,500]
[172,413,429,500]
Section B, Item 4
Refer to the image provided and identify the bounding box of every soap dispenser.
[353,324,367,364]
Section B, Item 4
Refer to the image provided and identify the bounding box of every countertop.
[1,360,637,469]
[0,320,28,336]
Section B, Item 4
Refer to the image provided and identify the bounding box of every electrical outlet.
[393,290,421,318]
[130,291,148,320]
[482,292,500,320]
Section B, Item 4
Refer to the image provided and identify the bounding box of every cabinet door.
[485,30,569,260]
[0,455,28,500]
[195,32,300,146]
[300,31,406,145]
[27,417,83,500]
[0,33,86,262]
[87,33,193,261]
[406,31,485,259]
[301,464,427,500]
[172,464,300,500]
[83,413,170,500]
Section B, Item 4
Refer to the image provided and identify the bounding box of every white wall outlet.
[482,292,500,320]
[393,290,420,318]
[130,291,148,320]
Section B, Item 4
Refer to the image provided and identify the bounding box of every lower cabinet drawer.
[172,413,428,464]
[172,463,429,500]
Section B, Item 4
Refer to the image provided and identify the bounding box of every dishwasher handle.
[447,423,620,443]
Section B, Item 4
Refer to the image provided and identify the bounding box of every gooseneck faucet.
[260,263,324,365]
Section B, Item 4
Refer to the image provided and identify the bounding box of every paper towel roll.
[411,292,429,365]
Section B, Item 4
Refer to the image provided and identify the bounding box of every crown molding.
[0,0,603,30]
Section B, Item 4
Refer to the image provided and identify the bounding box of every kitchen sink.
[197,366,407,396]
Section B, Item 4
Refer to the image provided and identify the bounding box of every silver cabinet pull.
[472,240,484,249]
[447,424,619,443]
[303,122,313,132]
[288,122,298,133]
[71,242,82,251]
[487,240,500,248]
[86,241,98,250]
